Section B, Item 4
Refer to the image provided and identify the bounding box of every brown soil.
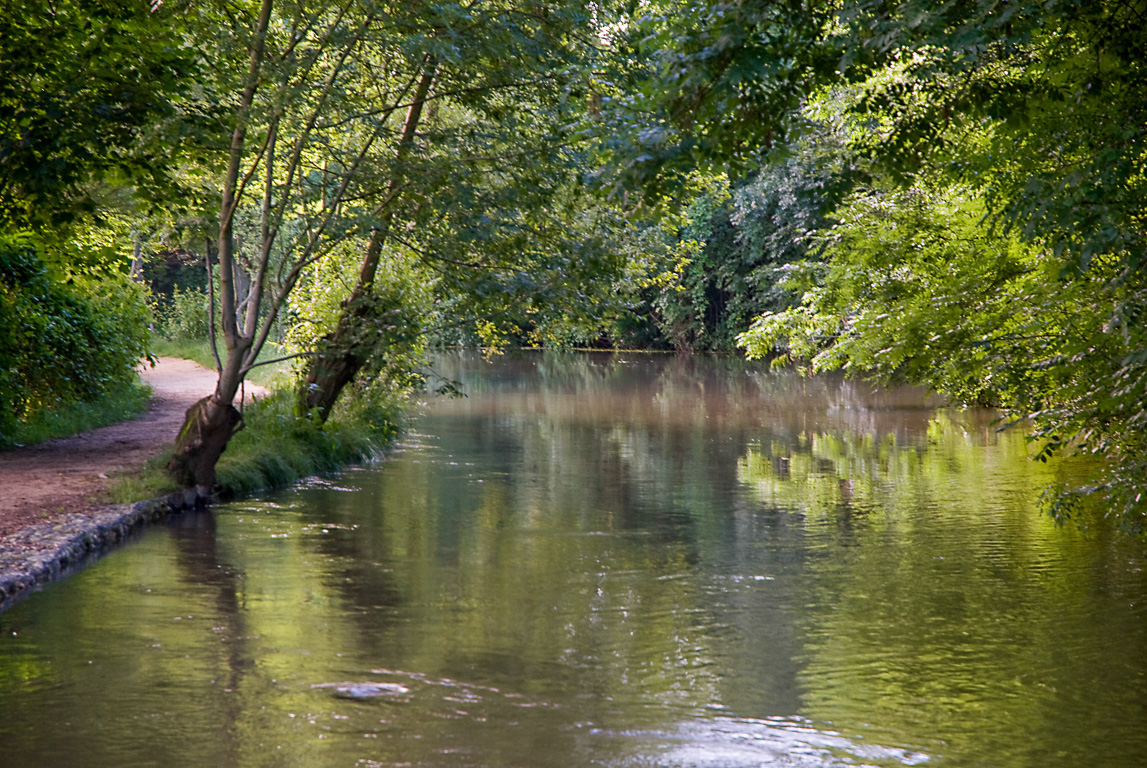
[0,358,267,540]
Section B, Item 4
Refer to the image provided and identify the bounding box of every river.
[1,351,1145,767]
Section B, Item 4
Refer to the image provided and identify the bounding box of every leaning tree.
[169,0,627,493]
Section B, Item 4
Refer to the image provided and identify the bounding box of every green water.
[2,351,1145,767]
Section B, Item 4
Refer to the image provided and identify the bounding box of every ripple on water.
[608,717,930,768]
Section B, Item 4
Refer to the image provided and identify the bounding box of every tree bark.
[298,314,367,420]
[166,396,243,497]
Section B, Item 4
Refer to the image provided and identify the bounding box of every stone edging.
[0,490,204,613]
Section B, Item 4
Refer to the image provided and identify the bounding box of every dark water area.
[2,351,1145,767]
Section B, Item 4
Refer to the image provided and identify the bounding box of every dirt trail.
[0,358,267,539]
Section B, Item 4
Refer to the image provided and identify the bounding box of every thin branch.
[205,238,222,374]
[390,231,488,269]
[241,351,317,374]
[278,0,344,64]
[218,0,274,367]
[220,94,276,235]
[264,14,376,257]
[242,16,382,369]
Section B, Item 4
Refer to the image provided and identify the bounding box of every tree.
[294,0,625,418]
[0,0,196,442]
[162,0,631,491]
[710,1,1147,526]
[166,0,391,491]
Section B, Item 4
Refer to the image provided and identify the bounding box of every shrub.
[0,230,150,446]
[151,284,212,342]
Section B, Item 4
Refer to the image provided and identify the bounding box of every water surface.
[2,351,1145,767]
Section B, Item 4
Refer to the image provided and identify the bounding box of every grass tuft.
[108,447,180,503]
[214,387,402,497]
[2,382,152,450]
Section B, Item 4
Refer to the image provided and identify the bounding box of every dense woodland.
[0,1,1144,527]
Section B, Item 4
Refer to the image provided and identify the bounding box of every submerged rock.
[313,681,410,700]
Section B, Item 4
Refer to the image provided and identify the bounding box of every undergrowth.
[1,382,151,450]
[214,387,402,497]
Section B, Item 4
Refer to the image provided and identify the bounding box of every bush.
[151,284,212,342]
[0,230,150,446]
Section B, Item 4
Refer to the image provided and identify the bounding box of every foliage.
[739,188,1049,399]
[606,0,1147,304]
[416,173,632,351]
[593,0,841,196]
[603,122,855,351]
[0,230,150,446]
[836,1,1147,270]
[150,284,212,343]
[288,238,430,390]
[0,0,197,230]
[2,0,639,479]
[738,181,1146,528]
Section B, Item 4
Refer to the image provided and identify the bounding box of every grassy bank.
[1,382,152,450]
[111,385,405,503]
[216,387,403,496]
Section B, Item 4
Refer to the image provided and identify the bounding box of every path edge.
[0,490,203,613]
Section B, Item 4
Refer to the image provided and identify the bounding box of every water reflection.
[1,351,1145,768]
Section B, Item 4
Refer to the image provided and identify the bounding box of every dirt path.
[0,358,266,539]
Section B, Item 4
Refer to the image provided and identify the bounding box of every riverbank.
[0,358,264,610]
[0,355,406,612]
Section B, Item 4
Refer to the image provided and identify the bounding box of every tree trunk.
[297,290,378,419]
[166,396,243,498]
[299,331,366,421]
